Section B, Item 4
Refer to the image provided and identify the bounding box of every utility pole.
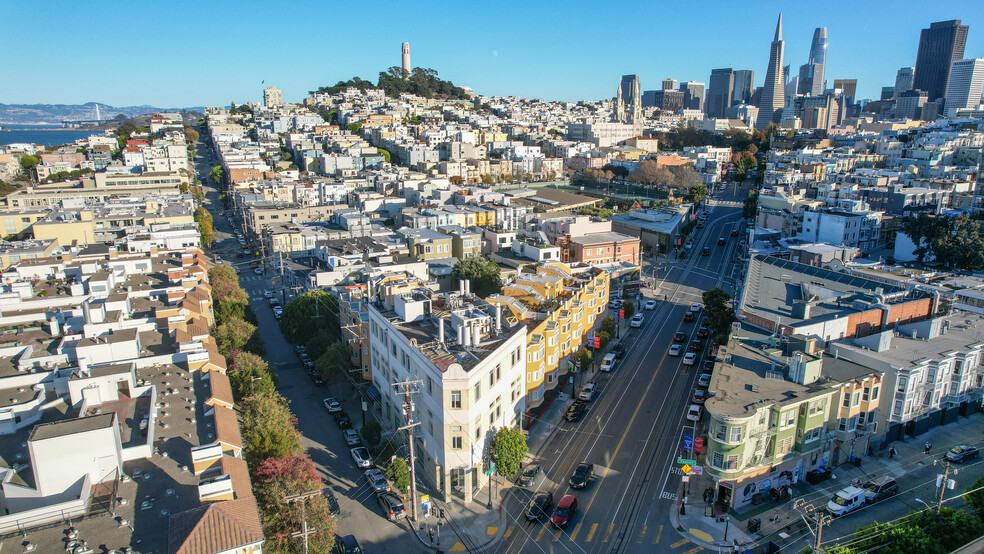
[935,459,957,514]
[285,490,321,554]
[393,378,423,523]
[793,499,831,553]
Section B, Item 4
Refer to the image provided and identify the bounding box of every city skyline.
[1,1,983,107]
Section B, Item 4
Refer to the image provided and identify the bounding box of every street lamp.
[914,498,931,511]
[250,376,262,395]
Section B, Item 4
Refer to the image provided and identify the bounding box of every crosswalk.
[502,522,702,551]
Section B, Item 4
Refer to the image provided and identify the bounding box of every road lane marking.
[683,548,703,554]
[552,528,562,541]
[585,523,598,542]
[689,528,713,542]
[449,543,467,552]
[603,523,614,542]
[535,525,547,542]
[655,524,663,544]
[671,538,689,548]
[637,524,647,543]
[487,526,497,536]
[569,522,582,541]
[504,524,515,539]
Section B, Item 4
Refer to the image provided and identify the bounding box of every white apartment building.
[945,58,984,117]
[367,281,527,502]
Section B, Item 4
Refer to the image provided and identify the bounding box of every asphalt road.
[494,188,747,554]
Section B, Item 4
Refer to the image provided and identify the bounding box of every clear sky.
[2,0,983,108]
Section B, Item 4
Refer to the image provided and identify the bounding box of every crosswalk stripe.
[585,523,598,542]
[603,523,614,543]
[569,523,582,541]
[654,525,663,544]
[504,524,515,539]
[671,538,689,548]
[637,524,647,543]
[552,528,562,542]
[535,526,547,542]
[682,547,703,554]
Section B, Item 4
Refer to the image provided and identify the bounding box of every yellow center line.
[671,538,689,548]
[552,528,562,542]
[535,525,547,542]
[654,524,663,544]
[504,524,515,539]
[602,523,614,542]
[585,523,599,542]
[569,522,582,541]
[683,547,704,554]
[637,524,647,543]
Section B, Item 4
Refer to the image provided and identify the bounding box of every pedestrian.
[429,526,435,544]
[889,446,897,459]
[925,441,932,454]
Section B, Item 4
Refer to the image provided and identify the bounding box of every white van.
[600,353,617,372]
[827,486,865,516]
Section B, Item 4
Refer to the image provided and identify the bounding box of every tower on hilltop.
[402,42,411,80]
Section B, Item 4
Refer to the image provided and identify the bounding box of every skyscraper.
[706,69,735,118]
[756,13,786,129]
[662,78,678,91]
[913,20,969,101]
[614,74,642,130]
[680,81,705,111]
[833,79,857,104]
[895,67,915,97]
[797,27,828,96]
[402,42,411,79]
[732,70,755,105]
[944,58,984,117]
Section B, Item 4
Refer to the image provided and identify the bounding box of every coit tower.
[402,42,411,79]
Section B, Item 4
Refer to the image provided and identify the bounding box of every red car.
[552,495,578,528]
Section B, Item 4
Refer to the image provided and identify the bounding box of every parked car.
[350,447,372,468]
[264,290,273,298]
[945,444,980,463]
[578,383,598,401]
[698,373,712,388]
[702,360,715,373]
[683,352,697,366]
[827,486,865,516]
[645,299,657,310]
[518,463,541,487]
[600,353,617,372]
[690,303,702,312]
[863,476,899,503]
[376,491,407,521]
[630,314,644,328]
[674,332,687,342]
[364,468,391,492]
[569,462,594,489]
[323,397,342,413]
[566,401,587,422]
[551,495,578,528]
[686,404,702,422]
[692,389,706,404]
[334,535,363,554]
[669,344,683,356]
[611,341,626,359]
[334,412,353,429]
[526,491,553,522]
[610,299,623,309]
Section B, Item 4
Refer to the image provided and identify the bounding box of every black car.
[518,463,541,487]
[674,332,687,342]
[322,486,340,515]
[945,444,980,463]
[689,340,701,352]
[334,412,353,429]
[526,491,554,521]
[701,247,710,256]
[697,326,709,339]
[718,237,726,246]
[565,401,587,422]
[683,311,695,322]
[612,341,626,359]
[334,535,364,554]
[569,462,594,489]
[702,360,715,373]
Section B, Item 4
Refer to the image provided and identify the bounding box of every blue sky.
[2,0,983,108]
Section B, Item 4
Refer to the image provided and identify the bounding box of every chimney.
[78,356,90,377]
[457,325,465,346]
[495,304,502,333]
[463,324,471,347]
[438,318,445,345]
[82,302,92,325]
[465,280,471,296]
[459,280,465,295]
[48,317,60,336]
[472,324,481,346]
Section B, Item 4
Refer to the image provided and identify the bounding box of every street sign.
[683,434,694,451]
[485,463,495,476]
[421,495,431,518]
[688,466,703,476]
[569,376,574,383]
[677,458,697,466]
[619,309,625,319]
[682,475,690,483]
[681,464,692,474]
[694,436,704,453]
[594,336,601,348]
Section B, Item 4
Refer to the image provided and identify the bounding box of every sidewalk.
[671,411,984,553]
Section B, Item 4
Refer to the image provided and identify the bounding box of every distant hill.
[312,67,470,100]
[0,102,204,125]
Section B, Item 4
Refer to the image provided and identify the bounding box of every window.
[474,382,481,402]
[475,425,482,440]
[862,387,870,401]
[872,386,879,400]
[712,452,724,469]
[808,399,825,415]
[726,455,739,470]
[780,411,796,428]
[450,391,461,409]
[729,427,743,442]
[842,394,851,408]
[775,437,793,456]
[803,427,821,442]
[715,425,725,440]
[852,392,861,407]
[838,417,847,431]
[452,436,462,449]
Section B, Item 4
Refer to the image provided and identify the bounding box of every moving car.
[376,491,407,521]
[578,383,598,401]
[674,332,687,342]
[731,229,739,236]
[565,401,587,422]
[264,290,273,299]
[364,468,390,492]
[669,344,682,356]
[350,447,372,468]
[569,462,594,489]
[526,491,553,522]
[518,463,541,487]
[686,404,702,422]
[827,486,865,516]
[683,311,695,322]
[323,397,342,413]
[689,340,701,352]
[551,495,577,528]
[698,373,712,387]
[863,476,899,503]
[630,314,644,328]
[611,341,626,359]
[600,353,617,372]
[945,444,980,463]
[683,352,697,366]
[718,237,726,246]
[343,429,361,446]
[701,247,710,256]
[690,303,702,312]
[697,326,709,338]
[645,299,657,310]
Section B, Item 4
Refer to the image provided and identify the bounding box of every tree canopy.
[253,453,336,553]
[702,287,735,345]
[313,68,469,100]
[240,392,302,468]
[903,213,984,270]
[279,291,339,344]
[491,427,529,479]
[385,457,412,497]
[452,257,503,298]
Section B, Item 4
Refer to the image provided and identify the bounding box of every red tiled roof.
[167,498,263,554]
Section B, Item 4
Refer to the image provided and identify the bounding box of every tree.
[228,350,276,400]
[362,419,381,448]
[345,122,362,134]
[376,147,391,162]
[702,287,735,344]
[280,291,339,344]
[452,257,503,298]
[600,315,616,338]
[688,184,708,206]
[253,453,336,554]
[216,319,257,356]
[670,165,702,190]
[966,476,984,520]
[19,155,38,170]
[742,191,758,219]
[903,214,984,270]
[481,174,493,185]
[491,427,528,479]
[314,342,349,381]
[239,392,302,468]
[622,300,635,319]
[194,207,214,246]
[385,457,412,497]
[573,348,592,369]
[184,129,199,143]
[209,165,224,185]
[449,176,463,186]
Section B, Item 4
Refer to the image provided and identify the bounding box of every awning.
[366,385,381,403]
